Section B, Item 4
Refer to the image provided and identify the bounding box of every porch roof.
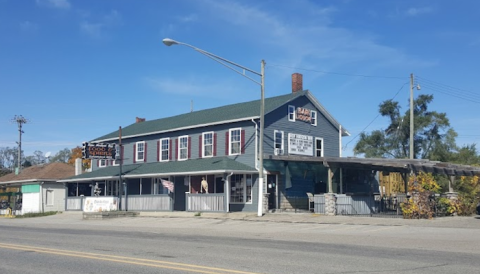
[59,157,257,182]
[266,155,480,176]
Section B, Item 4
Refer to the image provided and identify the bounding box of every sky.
[1,0,479,159]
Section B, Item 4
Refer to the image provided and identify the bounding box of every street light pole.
[409,73,414,159]
[163,38,266,216]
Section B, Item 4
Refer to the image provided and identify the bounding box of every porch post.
[339,168,343,194]
[328,168,333,194]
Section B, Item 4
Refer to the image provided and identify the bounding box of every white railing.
[187,193,226,212]
[124,195,171,211]
[66,196,84,211]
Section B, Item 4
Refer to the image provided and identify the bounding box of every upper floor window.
[178,136,189,160]
[99,159,107,168]
[229,128,241,155]
[315,137,324,157]
[311,111,317,126]
[135,141,145,162]
[203,132,214,157]
[160,138,170,162]
[288,105,296,121]
[274,130,284,155]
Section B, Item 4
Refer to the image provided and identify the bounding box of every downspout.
[225,172,234,213]
[40,182,45,213]
[251,119,258,169]
[339,125,342,157]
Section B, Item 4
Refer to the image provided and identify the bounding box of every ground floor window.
[230,174,253,203]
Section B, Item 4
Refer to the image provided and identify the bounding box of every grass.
[14,211,60,218]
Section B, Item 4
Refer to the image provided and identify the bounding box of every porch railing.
[124,195,171,211]
[186,193,226,212]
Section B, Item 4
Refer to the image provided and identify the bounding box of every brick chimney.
[292,73,303,93]
[136,117,146,123]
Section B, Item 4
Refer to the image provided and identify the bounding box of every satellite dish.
[45,152,51,158]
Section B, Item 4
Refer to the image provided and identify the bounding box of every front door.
[267,175,277,210]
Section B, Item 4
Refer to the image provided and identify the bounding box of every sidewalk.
[135,211,480,229]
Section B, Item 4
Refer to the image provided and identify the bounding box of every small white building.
[0,162,74,215]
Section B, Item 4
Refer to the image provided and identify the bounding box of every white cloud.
[36,0,71,9]
[178,14,198,23]
[80,10,122,38]
[405,7,434,17]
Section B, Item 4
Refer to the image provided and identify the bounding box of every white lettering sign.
[288,133,313,156]
[83,197,119,212]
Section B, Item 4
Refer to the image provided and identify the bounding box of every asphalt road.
[0,214,479,274]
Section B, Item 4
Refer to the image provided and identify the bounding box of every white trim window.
[288,105,296,121]
[160,138,170,162]
[274,130,284,155]
[178,135,189,160]
[136,141,145,162]
[99,159,107,167]
[203,132,214,157]
[311,110,317,126]
[230,174,253,204]
[315,137,324,157]
[112,159,119,166]
[229,128,241,155]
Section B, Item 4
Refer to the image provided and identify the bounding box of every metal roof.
[59,157,257,182]
[266,155,480,176]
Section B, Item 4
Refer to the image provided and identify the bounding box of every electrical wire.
[268,63,407,79]
[416,76,480,104]
[342,81,409,150]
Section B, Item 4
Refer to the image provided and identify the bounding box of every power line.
[416,76,480,104]
[342,81,409,151]
[268,63,407,79]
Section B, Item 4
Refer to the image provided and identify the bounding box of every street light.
[163,38,266,217]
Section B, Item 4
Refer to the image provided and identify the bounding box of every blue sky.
[1,0,479,158]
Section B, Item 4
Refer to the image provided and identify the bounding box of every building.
[0,162,74,215]
[61,73,350,213]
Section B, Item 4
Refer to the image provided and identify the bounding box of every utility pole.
[12,115,28,173]
[409,73,414,159]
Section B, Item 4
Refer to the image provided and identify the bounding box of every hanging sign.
[82,142,116,160]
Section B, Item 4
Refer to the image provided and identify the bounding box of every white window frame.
[229,128,241,155]
[230,174,253,204]
[112,159,119,166]
[99,159,107,168]
[315,137,324,157]
[311,110,317,126]
[178,135,189,161]
[46,190,54,206]
[202,132,214,158]
[288,105,296,121]
[160,138,170,162]
[136,141,145,162]
[274,130,284,155]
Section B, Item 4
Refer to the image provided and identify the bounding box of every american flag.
[161,179,174,193]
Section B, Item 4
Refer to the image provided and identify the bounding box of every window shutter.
[144,142,147,162]
[199,135,202,158]
[241,130,246,154]
[175,139,178,160]
[133,144,136,163]
[213,133,217,156]
[188,136,191,159]
[225,131,229,155]
[97,159,99,167]
[157,141,160,162]
[168,139,173,161]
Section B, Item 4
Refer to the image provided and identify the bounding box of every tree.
[0,147,20,170]
[67,146,91,170]
[354,94,455,159]
[50,148,71,163]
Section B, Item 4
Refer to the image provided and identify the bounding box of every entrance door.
[267,175,277,211]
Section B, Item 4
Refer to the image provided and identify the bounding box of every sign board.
[296,107,312,123]
[83,197,119,212]
[82,142,116,160]
[288,133,313,156]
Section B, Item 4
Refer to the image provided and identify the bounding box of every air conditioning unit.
[274,148,284,155]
